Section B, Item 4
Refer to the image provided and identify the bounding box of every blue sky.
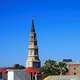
[0,0,80,67]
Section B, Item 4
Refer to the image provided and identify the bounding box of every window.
[0,72,2,78]
[74,67,76,70]
[34,41,37,45]
[74,72,76,75]
[33,76,35,80]
[34,50,38,55]
[35,56,39,60]
[33,62,40,68]
[31,36,34,39]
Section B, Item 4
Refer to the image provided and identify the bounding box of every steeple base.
[25,67,41,80]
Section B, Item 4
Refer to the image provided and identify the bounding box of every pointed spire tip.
[31,18,35,32]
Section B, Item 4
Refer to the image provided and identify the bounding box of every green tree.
[40,59,57,78]
[13,64,25,69]
[58,62,68,75]
[40,59,68,79]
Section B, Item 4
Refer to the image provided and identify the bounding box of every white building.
[7,69,31,80]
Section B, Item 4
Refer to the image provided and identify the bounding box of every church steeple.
[26,19,41,68]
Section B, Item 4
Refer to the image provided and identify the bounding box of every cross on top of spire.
[31,18,35,32]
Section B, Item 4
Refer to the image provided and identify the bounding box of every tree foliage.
[13,64,25,69]
[40,59,68,78]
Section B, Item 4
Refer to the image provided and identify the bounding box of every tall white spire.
[26,19,41,68]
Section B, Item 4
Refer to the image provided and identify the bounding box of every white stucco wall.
[8,71,14,80]
[7,69,31,80]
